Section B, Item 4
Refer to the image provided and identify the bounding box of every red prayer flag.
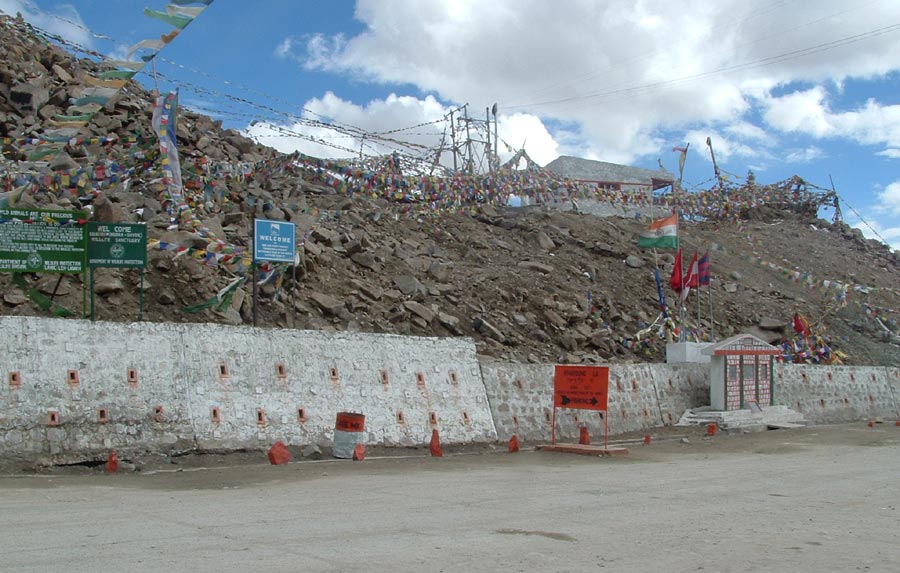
[669,248,683,292]
[684,251,699,289]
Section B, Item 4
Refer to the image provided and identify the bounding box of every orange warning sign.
[553,365,609,411]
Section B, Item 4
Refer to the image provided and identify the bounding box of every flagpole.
[708,252,715,341]
[697,282,701,336]
[676,213,685,342]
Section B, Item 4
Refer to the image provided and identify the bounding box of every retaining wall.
[0,316,496,462]
[775,364,900,424]
[3,315,898,462]
[480,360,709,442]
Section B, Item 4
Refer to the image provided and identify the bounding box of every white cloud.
[0,0,92,49]
[762,87,833,137]
[875,181,900,217]
[877,148,900,159]
[274,37,295,59]
[496,113,559,166]
[762,90,900,151]
[785,146,826,163]
[283,0,900,163]
[852,217,900,253]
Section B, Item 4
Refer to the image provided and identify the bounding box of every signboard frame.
[86,222,147,269]
[0,208,88,274]
[85,222,149,321]
[551,364,611,447]
[253,219,296,264]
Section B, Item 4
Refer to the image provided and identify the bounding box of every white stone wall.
[775,364,900,423]
[4,315,898,463]
[480,360,709,443]
[0,316,496,462]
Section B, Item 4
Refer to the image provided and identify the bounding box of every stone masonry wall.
[480,360,709,443]
[775,364,900,424]
[0,316,496,462]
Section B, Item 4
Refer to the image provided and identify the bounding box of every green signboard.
[0,208,87,273]
[87,223,147,268]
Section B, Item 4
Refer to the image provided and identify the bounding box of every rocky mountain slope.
[1,15,898,367]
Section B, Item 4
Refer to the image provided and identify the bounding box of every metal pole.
[463,104,473,173]
[252,262,258,327]
[708,282,715,341]
[492,103,498,169]
[449,110,457,172]
[604,411,608,448]
[48,275,63,302]
[139,268,144,321]
[292,254,298,328]
[706,137,724,193]
[550,405,557,445]
[697,284,701,336]
[485,107,492,176]
[89,268,95,322]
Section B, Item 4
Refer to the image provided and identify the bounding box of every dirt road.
[0,424,898,572]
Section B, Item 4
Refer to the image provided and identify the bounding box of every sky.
[2,0,900,251]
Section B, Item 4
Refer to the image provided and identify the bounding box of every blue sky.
[3,0,900,251]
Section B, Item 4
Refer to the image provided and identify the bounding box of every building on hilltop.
[544,155,675,193]
[540,155,675,218]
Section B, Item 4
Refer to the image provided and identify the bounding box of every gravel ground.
[0,422,898,572]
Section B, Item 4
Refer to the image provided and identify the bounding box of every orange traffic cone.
[707,423,718,436]
[352,443,366,461]
[579,426,590,445]
[106,450,119,474]
[508,435,520,453]
[643,434,652,445]
[429,428,443,457]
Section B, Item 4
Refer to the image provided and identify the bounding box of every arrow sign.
[553,365,609,411]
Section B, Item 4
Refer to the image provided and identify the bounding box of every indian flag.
[638,214,678,249]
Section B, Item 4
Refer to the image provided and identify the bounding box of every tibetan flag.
[638,214,678,249]
[698,251,711,286]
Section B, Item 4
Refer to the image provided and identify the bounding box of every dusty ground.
[0,423,898,572]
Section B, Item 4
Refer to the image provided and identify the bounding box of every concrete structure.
[776,365,900,424]
[544,155,675,192]
[666,342,712,364]
[2,316,899,463]
[703,334,780,411]
[0,316,496,462]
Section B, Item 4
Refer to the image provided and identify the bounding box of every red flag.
[684,251,699,289]
[698,251,711,286]
[679,252,699,302]
[793,313,809,336]
[669,248,683,292]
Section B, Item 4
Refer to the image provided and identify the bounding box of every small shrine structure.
[702,334,780,411]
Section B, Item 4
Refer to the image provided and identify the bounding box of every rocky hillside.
[1,15,898,367]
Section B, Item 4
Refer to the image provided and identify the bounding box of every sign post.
[552,364,610,446]
[86,222,147,321]
[0,208,87,316]
[0,208,87,273]
[252,219,296,327]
